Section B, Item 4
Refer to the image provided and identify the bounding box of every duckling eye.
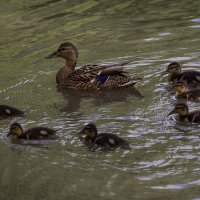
[87,129,92,133]
[58,48,65,52]
[177,107,185,112]
[11,125,17,130]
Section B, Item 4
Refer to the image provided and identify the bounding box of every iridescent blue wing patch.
[97,75,109,84]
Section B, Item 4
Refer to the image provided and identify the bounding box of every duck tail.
[119,80,137,88]
[133,76,143,81]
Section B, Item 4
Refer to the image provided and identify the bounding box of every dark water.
[0,0,200,199]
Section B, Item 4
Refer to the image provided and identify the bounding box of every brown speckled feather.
[58,64,137,90]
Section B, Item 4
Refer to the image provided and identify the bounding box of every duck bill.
[161,70,168,75]
[172,84,178,89]
[77,130,84,135]
[45,51,58,59]
[168,109,175,116]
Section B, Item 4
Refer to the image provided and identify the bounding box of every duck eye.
[88,129,92,133]
[11,125,16,130]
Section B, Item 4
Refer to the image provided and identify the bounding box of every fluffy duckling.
[163,62,200,86]
[78,123,129,149]
[46,42,139,90]
[8,122,57,139]
[0,105,24,118]
[173,82,200,102]
[168,103,200,123]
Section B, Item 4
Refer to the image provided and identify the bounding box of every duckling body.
[79,123,129,149]
[0,105,24,118]
[164,62,200,87]
[169,103,200,123]
[46,42,138,90]
[186,111,200,123]
[8,123,57,139]
[174,82,200,102]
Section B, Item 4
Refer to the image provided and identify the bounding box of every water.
[0,0,200,199]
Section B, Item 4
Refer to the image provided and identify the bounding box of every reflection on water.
[58,87,144,113]
[0,0,200,200]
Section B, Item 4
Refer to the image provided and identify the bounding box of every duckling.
[8,122,57,139]
[173,82,200,102]
[163,62,200,87]
[46,42,139,90]
[0,105,24,118]
[168,103,200,123]
[78,123,129,149]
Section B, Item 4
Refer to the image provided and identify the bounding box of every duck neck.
[85,135,95,143]
[175,91,186,98]
[56,60,77,85]
[178,115,188,122]
[168,72,179,81]
[65,59,77,71]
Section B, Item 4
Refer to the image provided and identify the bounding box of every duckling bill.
[78,123,129,149]
[169,103,200,123]
[0,105,24,118]
[8,123,57,139]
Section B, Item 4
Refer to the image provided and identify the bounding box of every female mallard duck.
[173,82,200,102]
[78,123,129,149]
[168,103,200,123]
[163,62,200,86]
[46,42,139,90]
[8,122,57,139]
[0,105,24,118]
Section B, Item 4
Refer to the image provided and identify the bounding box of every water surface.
[0,0,200,199]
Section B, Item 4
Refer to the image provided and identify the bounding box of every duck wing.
[187,110,200,123]
[69,64,126,82]
[94,133,129,148]
[186,89,200,102]
[173,71,200,84]
[20,127,57,139]
[0,105,24,117]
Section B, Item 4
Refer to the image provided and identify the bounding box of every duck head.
[168,103,188,117]
[8,122,23,138]
[45,42,78,66]
[78,123,98,142]
[173,82,187,97]
[163,62,181,75]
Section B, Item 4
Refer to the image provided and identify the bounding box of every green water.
[0,0,200,199]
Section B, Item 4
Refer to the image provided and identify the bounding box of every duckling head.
[8,122,23,138]
[173,82,187,97]
[163,62,181,75]
[168,103,188,117]
[45,42,78,64]
[78,123,98,142]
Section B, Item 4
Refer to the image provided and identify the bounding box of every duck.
[173,82,200,102]
[163,62,200,87]
[8,122,57,139]
[78,123,130,149]
[168,103,200,123]
[45,42,139,90]
[0,105,24,118]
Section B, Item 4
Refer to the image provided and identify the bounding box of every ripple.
[144,37,162,42]
[1,1,200,199]
[190,25,200,28]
